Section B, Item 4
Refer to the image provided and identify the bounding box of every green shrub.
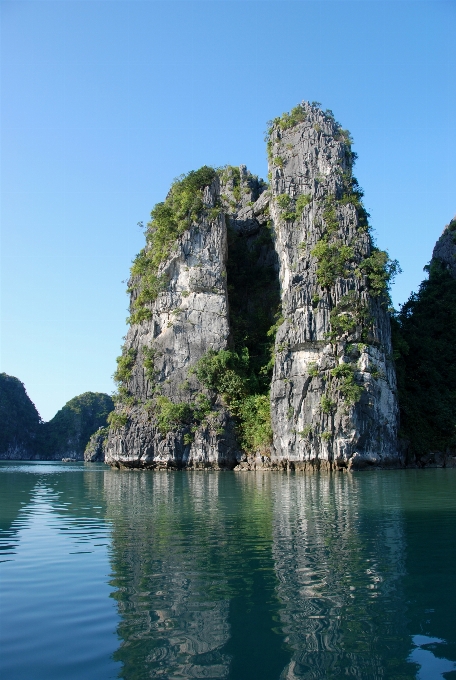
[191,349,248,413]
[320,395,336,413]
[321,431,332,441]
[322,199,339,234]
[308,362,319,378]
[238,394,272,451]
[108,411,128,430]
[273,156,284,168]
[220,166,242,202]
[114,386,137,407]
[192,348,275,452]
[370,367,384,380]
[298,425,312,439]
[276,194,291,209]
[267,105,307,134]
[329,291,370,340]
[356,248,401,299]
[296,194,311,213]
[128,166,217,324]
[330,363,363,405]
[155,396,193,434]
[113,348,137,385]
[276,194,296,221]
[142,346,156,382]
[339,129,354,145]
[311,239,354,288]
[338,173,370,228]
[193,393,212,421]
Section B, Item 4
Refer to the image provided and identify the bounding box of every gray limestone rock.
[267,103,400,470]
[106,169,269,469]
[106,104,402,471]
[84,426,108,462]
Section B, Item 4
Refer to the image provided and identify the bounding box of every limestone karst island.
[2,103,455,470]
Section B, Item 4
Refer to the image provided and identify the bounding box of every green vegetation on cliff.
[128,166,217,324]
[269,104,399,341]
[392,260,456,460]
[150,214,280,454]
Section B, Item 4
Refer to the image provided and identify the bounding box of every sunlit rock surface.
[267,103,400,470]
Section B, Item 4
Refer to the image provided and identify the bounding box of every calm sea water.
[1,463,455,680]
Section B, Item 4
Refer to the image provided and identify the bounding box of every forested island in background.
[0,377,112,462]
[1,103,455,469]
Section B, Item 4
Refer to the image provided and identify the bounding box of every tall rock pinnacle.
[267,103,400,469]
[106,103,402,470]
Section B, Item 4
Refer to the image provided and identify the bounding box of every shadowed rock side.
[84,426,108,461]
[105,168,271,469]
[267,103,400,470]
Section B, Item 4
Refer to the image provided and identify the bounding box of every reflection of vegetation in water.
[0,467,37,544]
[271,473,414,679]
[0,465,107,541]
[104,472,289,680]
[103,470,456,680]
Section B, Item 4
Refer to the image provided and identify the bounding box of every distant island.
[2,102,455,469]
[0,378,113,462]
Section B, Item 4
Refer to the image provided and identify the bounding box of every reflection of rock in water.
[103,472,231,679]
[271,474,412,679]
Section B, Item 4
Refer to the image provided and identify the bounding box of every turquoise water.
[1,463,455,679]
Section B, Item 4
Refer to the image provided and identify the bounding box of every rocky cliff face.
[267,103,400,470]
[106,103,402,470]
[84,426,108,462]
[105,167,273,469]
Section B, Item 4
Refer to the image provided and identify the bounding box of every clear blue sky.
[1,0,455,421]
